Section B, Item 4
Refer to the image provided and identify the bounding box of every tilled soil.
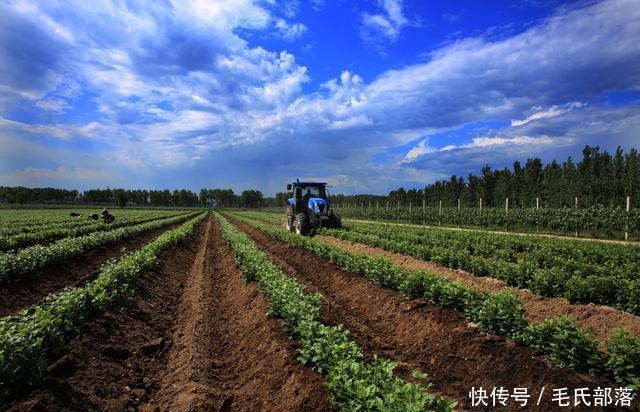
[230,218,623,412]
[315,235,640,346]
[0,221,187,317]
[1,219,206,412]
[2,215,331,412]
[149,216,330,411]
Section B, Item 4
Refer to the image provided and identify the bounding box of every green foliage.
[605,328,640,390]
[0,212,206,400]
[468,289,527,339]
[231,211,640,388]
[215,213,454,411]
[313,219,640,315]
[0,211,199,282]
[0,210,191,250]
[523,316,604,374]
[337,205,640,239]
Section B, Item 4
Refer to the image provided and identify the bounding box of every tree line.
[2,145,638,209]
[334,145,640,209]
[0,186,276,208]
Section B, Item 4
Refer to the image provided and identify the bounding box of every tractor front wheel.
[295,212,312,236]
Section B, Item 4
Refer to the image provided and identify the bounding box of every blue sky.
[0,0,639,195]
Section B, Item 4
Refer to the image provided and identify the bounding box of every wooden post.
[457,198,460,228]
[625,196,631,241]
[386,201,389,210]
[369,202,371,210]
[422,199,426,226]
[505,197,509,231]
[376,201,379,210]
[479,198,483,228]
[439,200,442,226]
[575,196,579,238]
[409,202,412,212]
[397,201,400,210]
[536,197,540,233]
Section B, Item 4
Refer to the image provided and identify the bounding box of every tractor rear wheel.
[328,213,342,229]
[295,212,312,236]
[285,210,295,232]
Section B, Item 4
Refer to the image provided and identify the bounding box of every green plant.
[469,289,528,339]
[523,316,604,374]
[215,213,454,411]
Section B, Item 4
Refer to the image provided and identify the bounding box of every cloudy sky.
[1,0,639,195]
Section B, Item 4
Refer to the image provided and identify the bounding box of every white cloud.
[360,0,409,44]
[511,102,584,126]
[401,138,437,163]
[35,98,70,113]
[274,19,307,40]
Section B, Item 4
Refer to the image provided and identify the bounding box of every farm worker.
[303,189,312,205]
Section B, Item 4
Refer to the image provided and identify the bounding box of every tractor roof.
[290,181,327,187]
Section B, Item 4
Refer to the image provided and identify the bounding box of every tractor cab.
[285,180,342,235]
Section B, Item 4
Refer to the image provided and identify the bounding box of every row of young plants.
[0,211,192,251]
[0,211,200,283]
[229,213,640,390]
[238,210,640,276]
[0,209,182,237]
[336,206,640,239]
[215,213,455,411]
[0,212,207,400]
[318,221,640,314]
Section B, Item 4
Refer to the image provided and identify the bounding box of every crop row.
[337,206,640,239]
[0,211,192,251]
[228,213,640,389]
[0,209,181,236]
[239,210,640,276]
[0,211,200,283]
[318,220,640,314]
[215,213,454,411]
[0,212,207,399]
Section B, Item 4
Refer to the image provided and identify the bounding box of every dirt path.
[344,218,639,246]
[1,218,207,411]
[2,215,332,412]
[316,235,640,345]
[150,216,330,411]
[230,218,620,412]
[0,221,186,317]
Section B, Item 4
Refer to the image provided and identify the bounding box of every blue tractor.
[285,180,342,235]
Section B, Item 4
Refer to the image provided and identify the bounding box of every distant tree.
[240,190,264,208]
[114,190,128,208]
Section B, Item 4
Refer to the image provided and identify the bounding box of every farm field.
[0,207,638,411]
[333,205,640,241]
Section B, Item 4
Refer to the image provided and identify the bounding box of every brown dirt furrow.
[0,221,186,317]
[1,218,208,411]
[230,218,623,412]
[149,215,331,411]
[316,234,640,345]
